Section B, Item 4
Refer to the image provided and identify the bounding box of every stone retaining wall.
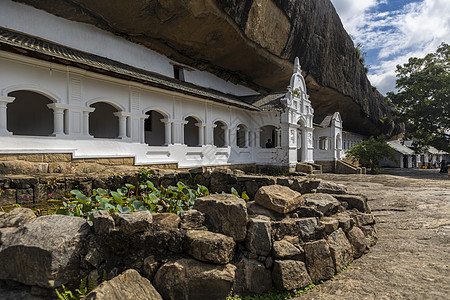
[0,179,377,299]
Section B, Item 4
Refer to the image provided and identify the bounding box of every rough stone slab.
[234,257,272,296]
[361,225,378,247]
[92,210,115,234]
[255,185,304,214]
[293,205,324,218]
[194,194,248,242]
[304,239,335,282]
[272,240,302,259]
[272,260,312,291]
[332,194,370,213]
[346,227,369,258]
[86,269,162,300]
[320,217,340,234]
[316,181,348,194]
[153,258,236,300]
[152,213,180,229]
[272,217,318,241]
[0,207,36,228]
[184,230,235,264]
[180,209,205,230]
[303,193,341,216]
[247,201,285,221]
[112,211,152,235]
[245,216,272,256]
[327,228,353,273]
[0,215,91,288]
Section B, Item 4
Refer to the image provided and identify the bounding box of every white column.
[0,96,14,136]
[196,123,204,146]
[140,117,146,143]
[223,126,230,147]
[120,117,127,139]
[255,130,261,148]
[245,130,249,148]
[162,119,172,146]
[47,103,65,136]
[275,128,281,148]
[83,111,90,136]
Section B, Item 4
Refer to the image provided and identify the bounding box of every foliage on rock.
[54,179,209,220]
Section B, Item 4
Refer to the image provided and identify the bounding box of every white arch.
[86,97,125,111]
[296,115,307,126]
[3,85,61,103]
[142,106,170,119]
[212,118,229,127]
[183,113,203,123]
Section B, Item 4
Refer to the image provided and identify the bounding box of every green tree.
[387,43,450,152]
[346,136,396,174]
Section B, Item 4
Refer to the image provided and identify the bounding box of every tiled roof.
[387,140,415,155]
[0,27,260,111]
[240,92,286,110]
[313,114,333,127]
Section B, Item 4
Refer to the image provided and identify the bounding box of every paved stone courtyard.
[294,168,450,299]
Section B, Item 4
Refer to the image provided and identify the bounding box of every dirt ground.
[294,168,450,300]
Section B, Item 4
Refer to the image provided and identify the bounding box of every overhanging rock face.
[13,0,403,136]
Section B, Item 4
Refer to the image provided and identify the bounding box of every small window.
[173,66,185,81]
[319,136,328,150]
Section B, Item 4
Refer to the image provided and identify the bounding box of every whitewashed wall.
[0,51,284,167]
[0,0,257,97]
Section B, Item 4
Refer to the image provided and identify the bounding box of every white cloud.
[330,0,450,94]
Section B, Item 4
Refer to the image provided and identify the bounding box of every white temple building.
[0,0,344,171]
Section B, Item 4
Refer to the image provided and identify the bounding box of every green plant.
[231,187,249,201]
[345,135,396,174]
[56,274,98,300]
[226,284,316,300]
[137,167,153,184]
[54,180,209,219]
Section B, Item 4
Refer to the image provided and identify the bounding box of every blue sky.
[330,0,450,95]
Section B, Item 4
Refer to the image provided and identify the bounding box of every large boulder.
[327,228,353,273]
[303,193,341,216]
[0,207,36,228]
[184,230,235,264]
[272,260,312,291]
[0,215,91,288]
[346,226,369,258]
[245,216,272,256]
[85,269,162,300]
[194,194,248,242]
[255,185,304,214]
[233,257,272,296]
[304,239,335,283]
[112,211,152,235]
[153,258,236,300]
